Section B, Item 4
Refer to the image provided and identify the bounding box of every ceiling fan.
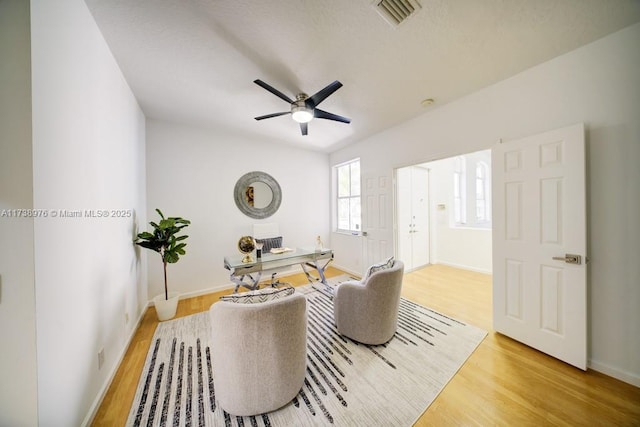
[253,79,351,136]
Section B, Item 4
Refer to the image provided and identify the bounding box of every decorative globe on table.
[238,235,256,263]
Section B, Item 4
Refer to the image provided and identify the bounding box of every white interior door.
[362,173,394,268]
[492,123,587,370]
[396,167,413,266]
[411,166,429,268]
[395,166,430,270]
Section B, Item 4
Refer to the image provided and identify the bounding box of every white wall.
[0,1,38,425]
[330,23,640,386]
[427,153,492,273]
[30,0,147,425]
[330,232,363,275]
[146,120,331,298]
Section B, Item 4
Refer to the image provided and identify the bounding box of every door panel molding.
[493,123,587,370]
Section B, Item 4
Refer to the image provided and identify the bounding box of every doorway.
[395,149,493,274]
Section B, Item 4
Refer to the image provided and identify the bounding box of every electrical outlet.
[98,349,105,370]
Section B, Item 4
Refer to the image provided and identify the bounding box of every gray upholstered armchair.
[333,260,405,345]
[209,289,307,416]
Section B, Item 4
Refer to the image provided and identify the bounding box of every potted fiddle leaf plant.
[135,208,190,321]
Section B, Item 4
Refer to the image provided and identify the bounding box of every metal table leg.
[301,257,333,285]
[230,272,262,293]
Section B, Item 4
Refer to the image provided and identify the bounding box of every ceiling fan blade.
[314,108,351,124]
[306,81,343,107]
[254,79,294,104]
[254,112,290,120]
[300,122,308,136]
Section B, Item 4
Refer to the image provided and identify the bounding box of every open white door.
[492,123,587,370]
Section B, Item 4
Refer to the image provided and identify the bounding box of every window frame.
[453,156,466,226]
[334,158,361,233]
[451,152,492,230]
[475,161,491,225]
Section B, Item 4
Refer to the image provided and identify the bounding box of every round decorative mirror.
[234,171,282,219]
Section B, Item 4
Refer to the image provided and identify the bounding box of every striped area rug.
[127,279,486,426]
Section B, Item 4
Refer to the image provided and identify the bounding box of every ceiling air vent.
[373,0,421,27]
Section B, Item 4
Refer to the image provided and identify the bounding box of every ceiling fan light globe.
[291,107,313,123]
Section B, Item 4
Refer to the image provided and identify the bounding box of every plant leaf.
[136,241,161,252]
[136,231,154,240]
[159,218,175,229]
[164,252,180,263]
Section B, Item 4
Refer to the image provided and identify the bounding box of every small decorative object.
[245,186,255,207]
[316,235,324,251]
[238,235,256,263]
[255,241,264,259]
[135,209,190,321]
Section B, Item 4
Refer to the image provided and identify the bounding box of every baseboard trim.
[330,263,361,278]
[81,305,147,426]
[433,261,492,275]
[172,266,311,300]
[588,359,640,388]
[176,282,234,300]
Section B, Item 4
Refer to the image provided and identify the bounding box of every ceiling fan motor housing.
[292,93,313,123]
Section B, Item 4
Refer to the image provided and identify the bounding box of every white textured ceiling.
[85,0,640,152]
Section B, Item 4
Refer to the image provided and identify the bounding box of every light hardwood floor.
[92,265,640,426]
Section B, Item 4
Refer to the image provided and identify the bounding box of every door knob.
[552,254,582,265]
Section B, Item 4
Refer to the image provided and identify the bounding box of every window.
[451,151,491,229]
[336,159,361,232]
[453,156,466,225]
[475,162,489,222]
